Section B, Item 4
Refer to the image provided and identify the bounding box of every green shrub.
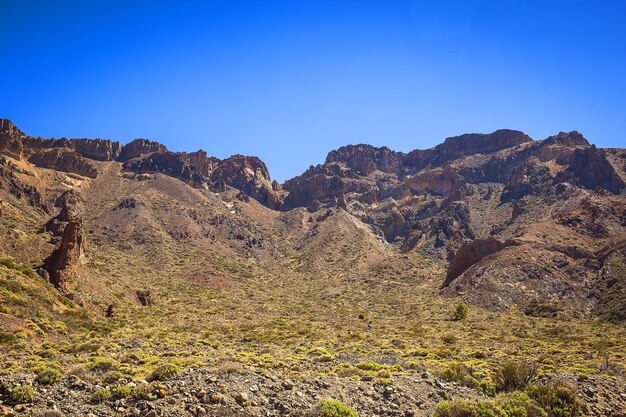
[480,378,497,397]
[36,367,61,384]
[103,370,124,383]
[318,399,358,417]
[441,363,472,383]
[89,357,119,373]
[356,360,382,372]
[147,363,180,381]
[92,388,112,403]
[0,331,18,345]
[131,383,154,399]
[433,399,502,417]
[452,301,469,320]
[111,385,132,399]
[527,383,588,417]
[9,385,34,403]
[493,361,538,391]
[432,383,584,417]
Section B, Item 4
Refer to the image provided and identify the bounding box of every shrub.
[111,385,132,399]
[480,378,497,397]
[527,383,588,417]
[452,301,469,320]
[131,383,154,399]
[441,363,472,383]
[318,399,358,417]
[147,363,180,381]
[36,367,61,384]
[493,361,538,391]
[9,385,34,403]
[0,331,18,345]
[356,360,382,372]
[433,383,585,417]
[103,370,124,383]
[433,399,502,417]
[441,334,458,345]
[524,300,559,318]
[92,388,112,403]
[89,357,119,373]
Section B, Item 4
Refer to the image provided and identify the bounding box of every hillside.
[0,118,625,417]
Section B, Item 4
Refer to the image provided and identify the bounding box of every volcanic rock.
[41,208,86,291]
[28,149,98,178]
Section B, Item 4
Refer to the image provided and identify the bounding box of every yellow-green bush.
[318,399,358,417]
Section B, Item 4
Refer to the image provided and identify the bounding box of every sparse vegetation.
[9,384,34,403]
[493,361,538,392]
[147,363,180,381]
[452,301,469,321]
[434,383,586,417]
[36,366,61,384]
[318,399,358,417]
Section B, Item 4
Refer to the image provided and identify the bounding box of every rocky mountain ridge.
[1,117,625,321]
[1,118,626,417]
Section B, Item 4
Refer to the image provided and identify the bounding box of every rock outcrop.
[41,207,86,292]
[211,155,281,209]
[565,145,625,194]
[326,144,403,175]
[443,238,519,287]
[122,151,208,188]
[118,138,168,161]
[405,167,467,198]
[28,149,98,178]
[0,159,49,212]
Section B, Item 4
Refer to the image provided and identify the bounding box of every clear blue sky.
[1,1,625,182]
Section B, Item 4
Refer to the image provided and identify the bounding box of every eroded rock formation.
[41,207,86,292]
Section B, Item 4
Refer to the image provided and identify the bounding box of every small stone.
[210,393,225,404]
[249,384,259,393]
[282,381,294,390]
[234,392,249,404]
[361,375,374,382]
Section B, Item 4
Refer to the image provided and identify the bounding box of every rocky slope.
[0,118,625,416]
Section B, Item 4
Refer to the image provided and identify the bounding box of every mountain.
[0,118,625,417]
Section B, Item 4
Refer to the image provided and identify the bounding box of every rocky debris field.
[1,367,625,417]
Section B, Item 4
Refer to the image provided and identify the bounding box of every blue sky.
[1,1,625,182]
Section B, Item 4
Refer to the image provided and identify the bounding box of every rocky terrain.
[0,118,625,416]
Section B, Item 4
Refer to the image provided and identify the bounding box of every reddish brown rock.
[118,138,168,161]
[443,238,519,287]
[211,155,281,209]
[28,148,98,178]
[41,208,86,292]
[405,167,467,198]
[565,145,625,194]
[0,161,49,212]
[326,144,403,175]
[122,151,208,188]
